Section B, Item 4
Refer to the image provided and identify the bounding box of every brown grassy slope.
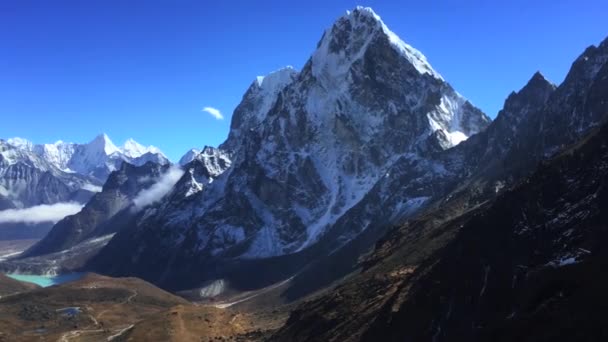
[0,273,188,342]
[0,273,39,297]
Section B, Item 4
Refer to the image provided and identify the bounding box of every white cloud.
[81,183,103,193]
[202,106,224,120]
[0,202,83,224]
[132,166,185,210]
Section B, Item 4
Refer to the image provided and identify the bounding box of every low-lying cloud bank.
[0,202,84,224]
[133,166,184,210]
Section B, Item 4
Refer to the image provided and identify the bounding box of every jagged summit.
[255,66,298,89]
[565,37,608,84]
[89,133,120,155]
[222,66,299,151]
[178,148,201,166]
[506,71,556,107]
[530,70,548,82]
[312,6,442,81]
[122,138,164,159]
[496,71,556,128]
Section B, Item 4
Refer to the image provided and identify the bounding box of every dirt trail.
[58,289,139,341]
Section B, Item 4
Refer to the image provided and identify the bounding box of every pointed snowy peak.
[312,6,442,80]
[122,138,148,158]
[121,138,164,159]
[88,133,120,156]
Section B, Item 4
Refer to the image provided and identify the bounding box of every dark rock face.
[361,122,608,342]
[271,122,608,342]
[21,162,170,258]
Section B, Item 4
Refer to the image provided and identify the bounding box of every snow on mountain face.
[313,6,442,81]
[0,134,169,209]
[328,37,608,261]
[309,7,488,150]
[5,134,168,181]
[33,142,76,171]
[0,140,95,208]
[122,138,164,159]
[91,6,491,283]
[45,134,170,182]
[169,147,232,199]
[6,138,33,150]
[178,148,201,166]
[221,66,299,152]
[23,161,172,258]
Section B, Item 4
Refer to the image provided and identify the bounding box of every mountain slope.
[0,273,189,341]
[361,122,608,342]
[276,35,608,299]
[21,162,171,258]
[0,273,39,297]
[178,148,201,166]
[89,7,490,290]
[270,38,608,341]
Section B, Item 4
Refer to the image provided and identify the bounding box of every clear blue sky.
[1,0,606,161]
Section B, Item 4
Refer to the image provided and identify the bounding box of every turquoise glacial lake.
[6,273,85,287]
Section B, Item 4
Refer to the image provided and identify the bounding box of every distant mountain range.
[0,134,172,240]
[6,134,169,183]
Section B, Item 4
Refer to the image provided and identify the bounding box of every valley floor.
[0,240,38,261]
[0,273,298,342]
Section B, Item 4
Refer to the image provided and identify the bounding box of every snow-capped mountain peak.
[221,66,299,151]
[6,137,33,150]
[255,66,298,90]
[178,148,201,166]
[2,134,169,183]
[312,6,443,81]
[122,138,148,158]
[89,133,120,156]
[96,6,490,267]
[121,138,164,159]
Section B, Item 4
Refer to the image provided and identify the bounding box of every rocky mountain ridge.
[88,6,491,290]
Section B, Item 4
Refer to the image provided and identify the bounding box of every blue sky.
[1,1,606,161]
